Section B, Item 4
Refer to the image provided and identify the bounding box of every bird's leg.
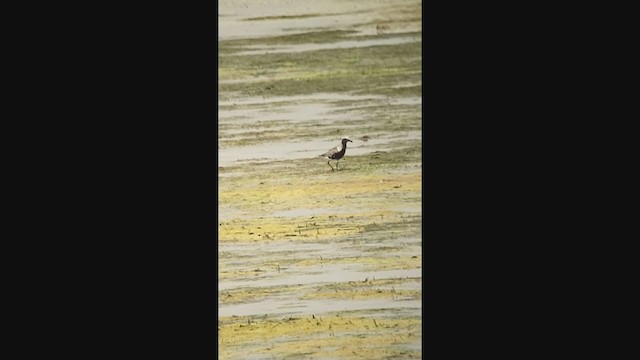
[336,160,340,170]
[327,160,334,171]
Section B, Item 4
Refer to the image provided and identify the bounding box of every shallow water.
[218,0,420,40]
[219,264,421,292]
[218,131,421,167]
[218,0,422,357]
[219,297,421,317]
[229,36,420,56]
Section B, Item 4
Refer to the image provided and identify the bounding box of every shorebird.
[319,137,353,171]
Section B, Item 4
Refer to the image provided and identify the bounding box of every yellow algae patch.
[302,276,421,301]
[218,314,421,360]
[218,214,364,241]
[303,287,420,301]
[219,284,307,305]
[218,210,420,243]
[218,211,403,241]
[332,276,422,287]
[218,267,269,282]
[218,277,421,305]
[219,172,421,210]
[294,254,422,271]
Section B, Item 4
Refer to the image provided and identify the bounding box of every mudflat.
[219,1,422,358]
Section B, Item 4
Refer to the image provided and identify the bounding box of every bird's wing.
[320,144,342,156]
[321,146,340,157]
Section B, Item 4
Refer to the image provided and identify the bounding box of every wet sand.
[219,0,422,358]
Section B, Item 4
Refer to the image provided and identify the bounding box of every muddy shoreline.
[219,0,422,358]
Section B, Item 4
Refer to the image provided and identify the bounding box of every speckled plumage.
[319,138,352,171]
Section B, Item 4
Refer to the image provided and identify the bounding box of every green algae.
[218,1,422,358]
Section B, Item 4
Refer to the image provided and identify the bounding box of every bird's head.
[342,137,353,143]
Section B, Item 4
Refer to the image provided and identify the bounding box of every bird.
[319,137,353,171]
